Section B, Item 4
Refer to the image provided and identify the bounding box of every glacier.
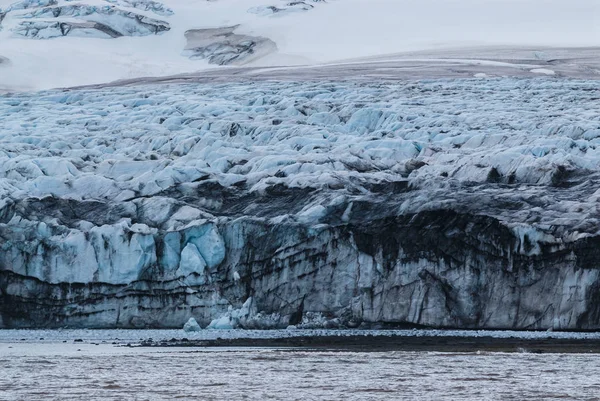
[1,77,600,329]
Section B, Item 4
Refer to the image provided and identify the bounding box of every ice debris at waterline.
[207,298,256,330]
[1,78,600,330]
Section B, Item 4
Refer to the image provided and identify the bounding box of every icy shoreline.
[3,329,600,344]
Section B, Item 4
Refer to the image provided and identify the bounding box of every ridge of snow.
[1,0,599,90]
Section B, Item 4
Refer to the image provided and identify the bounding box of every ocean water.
[1,331,600,400]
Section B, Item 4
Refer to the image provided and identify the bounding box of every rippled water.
[1,342,600,400]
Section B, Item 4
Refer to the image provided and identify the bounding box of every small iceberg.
[183,317,201,332]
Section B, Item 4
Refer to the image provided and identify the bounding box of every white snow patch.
[531,68,556,75]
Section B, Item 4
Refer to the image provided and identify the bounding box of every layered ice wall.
[1,78,600,329]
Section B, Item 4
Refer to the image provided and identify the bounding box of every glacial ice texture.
[248,0,327,16]
[4,344,600,401]
[1,78,600,329]
[4,1,171,38]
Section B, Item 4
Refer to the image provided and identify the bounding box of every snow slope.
[0,0,599,90]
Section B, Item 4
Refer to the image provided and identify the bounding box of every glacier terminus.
[1,76,600,330]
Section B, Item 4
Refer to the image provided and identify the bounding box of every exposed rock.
[183,25,276,65]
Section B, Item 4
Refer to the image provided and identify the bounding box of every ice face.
[104,0,174,17]
[1,78,600,329]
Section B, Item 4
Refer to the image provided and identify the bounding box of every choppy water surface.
[1,342,600,400]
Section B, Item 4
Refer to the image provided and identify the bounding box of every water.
[2,342,600,400]
[1,330,600,400]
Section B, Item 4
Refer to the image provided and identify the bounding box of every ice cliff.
[1,78,600,329]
